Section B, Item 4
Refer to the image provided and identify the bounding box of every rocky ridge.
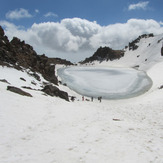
[0,26,73,101]
[80,33,155,64]
[81,46,124,64]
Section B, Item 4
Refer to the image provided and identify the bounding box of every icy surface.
[58,66,152,99]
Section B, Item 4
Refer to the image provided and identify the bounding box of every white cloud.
[160,21,163,26]
[44,12,58,18]
[35,9,39,13]
[90,19,163,50]
[128,1,149,10]
[6,8,32,20]
[1,18,163,62]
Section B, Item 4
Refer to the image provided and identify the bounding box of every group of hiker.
[82,96,102,102]
[84,96,102,102]
[71,95,102,102]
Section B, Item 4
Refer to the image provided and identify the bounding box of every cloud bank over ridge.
[1,18,163,61]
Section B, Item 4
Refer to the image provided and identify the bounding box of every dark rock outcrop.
[81,46,124,64]
[0,26,73,101]
[80,33,155,64]
[7,86,32,97]
[42,85,69,101]
[128,33,154,51]
[161,46,163,56]
[0,26,73,85]
[0,79,10,84]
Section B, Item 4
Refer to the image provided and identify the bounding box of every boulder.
[0,79,10,84]
[0,26,4,36]
[7,86,32,97]
[161,46,163,56]
[42,85,69,101]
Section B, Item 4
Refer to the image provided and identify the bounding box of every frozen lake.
[58,66,152,99]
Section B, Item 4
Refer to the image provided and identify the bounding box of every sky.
[0,0,163,62]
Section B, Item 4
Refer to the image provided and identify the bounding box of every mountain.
[0,26,73,85]
[80,33,163,70]
[80,46,124,64]
[0,26,73,101]
[1,27,163,163]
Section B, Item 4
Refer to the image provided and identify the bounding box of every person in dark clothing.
[98,96,102,102]
[71,96,75,102]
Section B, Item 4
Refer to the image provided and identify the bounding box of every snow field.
[0,61,163,163]
[0,34,163,163]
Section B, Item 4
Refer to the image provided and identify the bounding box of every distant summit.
[127,33,154,51]
[80,33,162,65]
[80,47,124,64]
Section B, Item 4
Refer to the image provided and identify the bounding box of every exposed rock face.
[128,33,154,51]
[80,33,155,64]
[0,79,10,84]
[7,86,32,97]
[0,26,73,85]
[81,46,124,64]
[42,85,69,101]
[161,46,163,56]
[0,26,73,101]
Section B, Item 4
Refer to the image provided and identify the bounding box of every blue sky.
[1,0,163,26]
[0,0,163,61]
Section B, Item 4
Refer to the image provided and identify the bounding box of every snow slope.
[91,34,163,70]
[0,34,163,163]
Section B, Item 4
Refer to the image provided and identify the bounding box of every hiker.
[98,96,102,102]
[82,96,84,101]
[71,96,75,102]
[91,97,93,102]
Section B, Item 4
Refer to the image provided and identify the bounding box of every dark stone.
[0,26,73,87]
[0,26,4,36]
[20,77,26,81]
[159,85,163,89]
[7,86,32,97]
[21,86,33,90]
[31,81,37,85]
[42,85,69,101]
[113,119,121,121]
[28,72,41,81]
[0,79,10,84]
[161,47,163,56]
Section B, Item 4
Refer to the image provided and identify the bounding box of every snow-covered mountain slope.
[1,33,163,163]
[87,34,163,70]
[1,60,163,163]
[0,66,47,90]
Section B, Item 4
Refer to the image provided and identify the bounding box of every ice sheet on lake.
[58,66,152,99]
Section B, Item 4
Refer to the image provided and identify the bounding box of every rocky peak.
[80,46,124,64]
[0,26,73,101]
[0,26,4,36]
[128,33,154,51]
[0,26,73,85]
